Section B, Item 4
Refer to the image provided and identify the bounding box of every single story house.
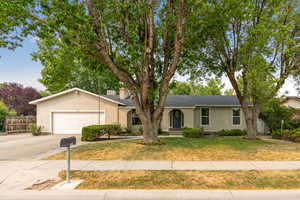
[282,96,300,119]
[30,88,248,134]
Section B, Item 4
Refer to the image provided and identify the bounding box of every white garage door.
[52,112,105,134]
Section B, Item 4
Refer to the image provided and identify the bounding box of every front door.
[172,110,182,129]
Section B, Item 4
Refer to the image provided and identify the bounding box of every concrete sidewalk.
[2,189,300,200]
[2,160,300,190]
[3,160,300,171]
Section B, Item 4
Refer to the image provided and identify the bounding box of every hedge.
[217,129,247,136]
[272,128,300,142]
[182,128,203,138]
[81,124,122,141]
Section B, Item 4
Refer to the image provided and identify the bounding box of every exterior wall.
[118,107,131,128]
[161,108,195,131]
[283,99,300,119]
[283,99,300,110]
[36,90,119,133]
[194,106,247,132]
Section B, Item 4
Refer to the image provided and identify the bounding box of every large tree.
[169,79,225,95]
[26,0,197,143]
[192,0,300,138]
[32,40,122,94]
[0,0,34,53]
[0,83,41,116]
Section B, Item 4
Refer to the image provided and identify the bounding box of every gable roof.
[29,87,246,107]
[29,88,125,105]
[103,95,246,107]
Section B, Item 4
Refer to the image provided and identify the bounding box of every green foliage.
[182,128,203,138]
[272,129,300,142]
[217,129,247,136]
[187,0,300,138]
[32,41,122,94]
[0,101,15,132]
[131,125,143,135]
[289,129,300,142]
[29,123,42,136]
[38,90,52,97]
[260,99,294,132]
[271,129,283,139]
[169,79,225,95]
[284,119,300,130]
[81,124,122,141]
[0,0,34,52]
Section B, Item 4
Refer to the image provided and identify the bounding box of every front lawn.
[59,170,300,189]
[44,137,300,160]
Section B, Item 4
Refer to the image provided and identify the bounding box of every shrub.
[182,128,203,138]
[0,101,15,132]
[284,119,300,130]
[259,98,294,133]
[217,129,247,136]
[29,123,42,136]
[81,124,122,141]
[131,125,143,135]
[288,128,300,142]
[271,129,283,139]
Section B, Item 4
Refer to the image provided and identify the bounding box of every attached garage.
[30,88,125,134]
[52,111,105,134]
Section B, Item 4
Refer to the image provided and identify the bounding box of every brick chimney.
[119,88,129,99]
[106,90,116,96]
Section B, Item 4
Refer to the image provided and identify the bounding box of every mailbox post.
[60,136,76,183]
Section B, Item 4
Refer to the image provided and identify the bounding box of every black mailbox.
[60,136,76,147]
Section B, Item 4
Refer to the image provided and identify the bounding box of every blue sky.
[0,37,45,90]
[0,36,298,96]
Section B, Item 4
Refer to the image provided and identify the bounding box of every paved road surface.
[0,134,82,160]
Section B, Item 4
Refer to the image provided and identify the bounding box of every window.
[232,108,241,125]
[201,108,209,125]
[131,110,141,125]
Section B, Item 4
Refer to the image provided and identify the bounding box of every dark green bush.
[284,119,300,130]
[271,129,300,142]
[259,99,294,133]
[182,128,203,138]
[0,101,15,132]
[217,129,247,136]
[81,124,122,141]
[271,129,283,139]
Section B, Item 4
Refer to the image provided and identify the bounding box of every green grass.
[59,170,300,189]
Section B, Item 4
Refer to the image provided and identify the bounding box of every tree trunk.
[242,106,257,139]
[141,118,160,144]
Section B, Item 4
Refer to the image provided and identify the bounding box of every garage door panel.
[53,112,105,134]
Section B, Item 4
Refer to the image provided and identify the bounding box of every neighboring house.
[30,88,248,134]
[282,96,300,119]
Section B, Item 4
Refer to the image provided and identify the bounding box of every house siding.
[283,99,300,110]
[36,90,119,133]
[161,108,195,131]
[194,107,246,132]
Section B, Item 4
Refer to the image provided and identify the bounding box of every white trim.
[29,88,125,105]
[232,108,241,126]
[50,110,106,134]
[200,107,211,126]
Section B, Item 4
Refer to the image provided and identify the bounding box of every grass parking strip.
[59,170,300,190]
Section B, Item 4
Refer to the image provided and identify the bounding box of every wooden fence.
[5,116,36,134]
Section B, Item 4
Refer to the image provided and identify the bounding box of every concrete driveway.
[0,134,82,160]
